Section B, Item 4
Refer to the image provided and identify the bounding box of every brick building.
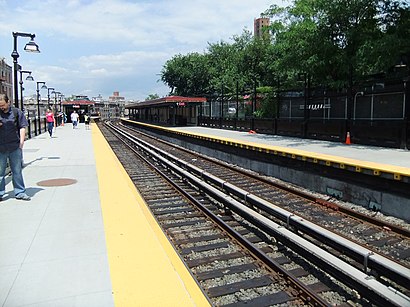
[254,17,270,38]
[0,58,13,101]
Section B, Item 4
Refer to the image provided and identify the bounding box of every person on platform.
[71,110,79,129]
[84,114,90,130]
[45,109,55,137]
[0,94,31,201]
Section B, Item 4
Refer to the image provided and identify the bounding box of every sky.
[0,0,287,101]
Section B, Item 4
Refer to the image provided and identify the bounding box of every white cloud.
[0,0,283,100]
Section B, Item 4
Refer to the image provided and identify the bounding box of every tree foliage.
[161,52,211,96]
[159,0,409,117]
[145,94,159,101]
[264,0,410,87]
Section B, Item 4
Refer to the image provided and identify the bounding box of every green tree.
[161,52,210,96]
[207,39,242,96]
[145,94,159,100]
[265,0,410,87]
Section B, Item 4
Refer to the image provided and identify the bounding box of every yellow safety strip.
[92,123,210,307]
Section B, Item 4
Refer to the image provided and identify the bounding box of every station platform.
[0,123,209,307]
[122,119,410,221]
[2,119,408,306]
[171,126,410,170]
[123,120,410,181]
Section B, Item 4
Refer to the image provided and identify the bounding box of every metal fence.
[198,79,409,149]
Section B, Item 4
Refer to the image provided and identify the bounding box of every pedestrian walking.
[84,114,90,130]
[45,109,55,137]
[71,110,79,129]
[0,94,31,201]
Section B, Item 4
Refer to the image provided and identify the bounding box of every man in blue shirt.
[0,94,30,201]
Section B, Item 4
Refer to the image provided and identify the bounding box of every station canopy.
[62,98,95,108]
[125,95,207,109]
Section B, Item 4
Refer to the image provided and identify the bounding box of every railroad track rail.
[100,121,410,306]
[117,123,410,285]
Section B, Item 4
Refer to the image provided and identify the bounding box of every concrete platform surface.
[170,126,410,169]
[0,123,208,307]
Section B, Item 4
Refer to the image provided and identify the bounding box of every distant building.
[254,17,270,38]
[108,91,125,118]
[23,95,48,120]
[62,95,94,122]
[89,92,127,120]
[109,91,124,102]
[0,58,13,101]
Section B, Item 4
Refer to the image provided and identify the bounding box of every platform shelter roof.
[125,95,206,109]
[62,99,95,106]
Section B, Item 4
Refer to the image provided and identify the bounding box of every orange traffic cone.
[345,132,351,145]
[248,130,256,134]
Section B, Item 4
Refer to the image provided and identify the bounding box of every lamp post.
[53,91,61,124]
[53,91,61,108]
[59,94,64,112]
[58,94,65,125]
[11,32,40,109]
[47,87,55,109]
[36,81,47,134]
[19,68,34,111]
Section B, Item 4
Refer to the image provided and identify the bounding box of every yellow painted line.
[165,125,410,177]
[124,119,410,177]
[92,123,210,307]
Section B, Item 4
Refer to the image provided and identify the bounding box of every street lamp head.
[25,73,34,81]
[24,38,40,53]
[36,81,46,89]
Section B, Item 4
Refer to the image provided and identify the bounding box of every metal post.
[37,86,40,134]
[12,35,19,108]
[19,70,23,111]
[47,88,54,109]
[220,82,224,128]
[11,32,39,109]
[236,80,239,119]
[275,77,280,135]
[19,69,32,111]
[346,61,354,138]
[402,79,409,149]
[252,78,257,130]
[53,91,61,125]
[235,80,239,130]
[36,81,46,135]
[303,75,308,138]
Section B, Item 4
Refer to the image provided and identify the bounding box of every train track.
[100,121,410,306]
[117,122,410,280]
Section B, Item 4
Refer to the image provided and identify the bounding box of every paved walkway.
[0,123,208,307]
[0,124,114,307]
